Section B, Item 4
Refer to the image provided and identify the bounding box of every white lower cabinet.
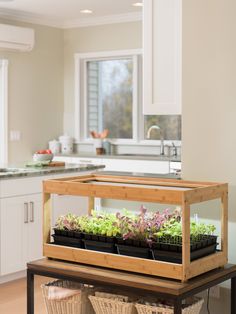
[59,156,170,174]
[0,171,94,278]
[0,193,42,275]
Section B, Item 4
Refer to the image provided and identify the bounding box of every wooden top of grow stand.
[43,173,227,205]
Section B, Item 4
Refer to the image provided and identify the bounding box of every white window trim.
[0,59,8,164]
[74,50,181,147]
[75,49,142,144]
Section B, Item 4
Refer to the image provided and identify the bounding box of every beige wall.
[182,0,236,306]
[0,19,64,164]
[63,21,142,136]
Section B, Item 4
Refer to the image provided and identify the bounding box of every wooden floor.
[0,276,50,314]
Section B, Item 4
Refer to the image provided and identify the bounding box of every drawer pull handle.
[24,202,28,223]
[29,201,34,222]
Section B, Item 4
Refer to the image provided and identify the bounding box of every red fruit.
[36,150,47,154]
[46,149,52,154]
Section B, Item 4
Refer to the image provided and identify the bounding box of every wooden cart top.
[43,173,228,205]
[28,259,236,297]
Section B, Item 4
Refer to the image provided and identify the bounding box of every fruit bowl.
[33,150,53,162]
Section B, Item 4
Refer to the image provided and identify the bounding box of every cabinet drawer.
[0,171,96,199]
[70,157,103,165]
[103,159,169,174]
[0,177,43,198]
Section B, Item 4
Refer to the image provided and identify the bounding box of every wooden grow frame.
[43,173,228,282]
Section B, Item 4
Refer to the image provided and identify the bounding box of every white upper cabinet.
[143,0,182,115]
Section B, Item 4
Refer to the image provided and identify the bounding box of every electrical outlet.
[209,285,220,298]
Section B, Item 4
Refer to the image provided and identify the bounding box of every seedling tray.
[83,239,116,253]
[52,235,84,248]
[53,229,84,239]
[152,244,218,264]
[116,244,151,259]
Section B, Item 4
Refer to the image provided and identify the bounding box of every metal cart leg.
[174,298,182,314]
[232,276,236,314]
[27,269,34,314]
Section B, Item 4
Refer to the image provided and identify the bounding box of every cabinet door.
[143,0,182,114]
[0,196,28,275]
[27,194,43,262]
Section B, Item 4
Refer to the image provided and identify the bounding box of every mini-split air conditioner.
[0,23,35,52]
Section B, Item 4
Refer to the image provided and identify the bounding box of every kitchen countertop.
[99,171,181,179]
[0,163,105,180]
[56,153,181,162]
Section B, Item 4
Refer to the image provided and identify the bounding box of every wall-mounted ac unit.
[0,24,35,52]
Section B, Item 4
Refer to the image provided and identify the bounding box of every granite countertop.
[99,171,181,180]
[0,163,105,180]
[56,153,181,162]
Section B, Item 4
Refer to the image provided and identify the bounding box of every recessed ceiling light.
[80,9,93,14]
[132,2,143,7]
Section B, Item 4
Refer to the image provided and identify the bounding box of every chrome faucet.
[172,142,178,156]
[146,125,165,155]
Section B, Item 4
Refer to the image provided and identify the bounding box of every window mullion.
[132,55,138,142]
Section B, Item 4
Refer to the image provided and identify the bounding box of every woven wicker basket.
[89,295,136,314]
[41,280,95,314]
[135,297,204,314]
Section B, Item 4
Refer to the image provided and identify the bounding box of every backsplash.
[73,142,181,157]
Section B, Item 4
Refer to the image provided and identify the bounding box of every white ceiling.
[0,0,143,28]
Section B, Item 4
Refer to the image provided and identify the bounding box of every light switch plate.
[10,130,21,141]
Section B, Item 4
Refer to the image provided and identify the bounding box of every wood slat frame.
[42,174,228,282]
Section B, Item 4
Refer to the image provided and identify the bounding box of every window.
[75,50,181,144]
[87,58,133,139]
[144,115,181,140]
[0,59,8,164]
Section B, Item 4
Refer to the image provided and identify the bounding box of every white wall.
[182,1,236,311]
[63,21,142,136]
[0,19,64,164]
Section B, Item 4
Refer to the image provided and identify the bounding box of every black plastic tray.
[151,243,217,264]
[116,244,151,259]
[83,239,116,253]
[83,234,115,243]
[53,229,84,238]
[52,234,84,248]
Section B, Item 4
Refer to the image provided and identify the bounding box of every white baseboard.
[0,270,26,284]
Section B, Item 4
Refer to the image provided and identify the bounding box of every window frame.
[75,49,141,144]
[0,59,8,164]
[74,50,181,146]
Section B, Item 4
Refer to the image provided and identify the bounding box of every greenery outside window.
[87,58,133,139]
[75,50,181,144]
